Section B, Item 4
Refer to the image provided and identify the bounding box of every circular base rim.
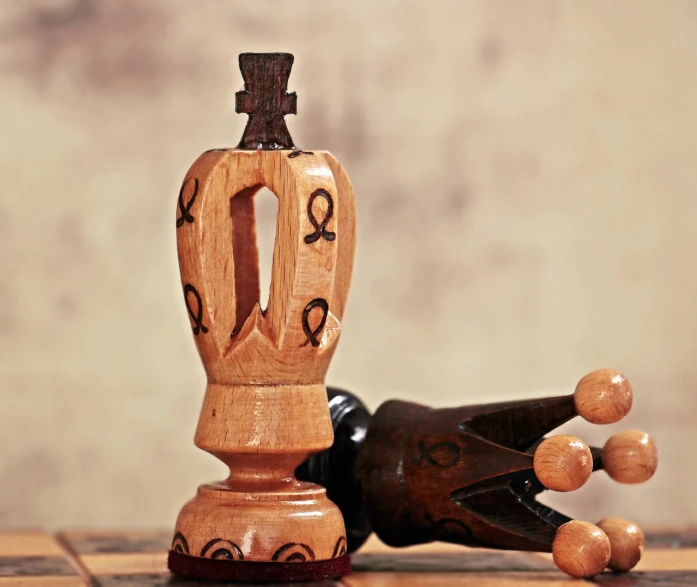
[168,550,351,583]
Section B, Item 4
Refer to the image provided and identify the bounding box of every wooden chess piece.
[297,369,658,578]
[168,53,356,583]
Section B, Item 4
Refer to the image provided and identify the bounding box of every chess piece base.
[171,480,348,564]
[168,550,351,582]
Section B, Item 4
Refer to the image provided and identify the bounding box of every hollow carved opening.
[229,185,279,336]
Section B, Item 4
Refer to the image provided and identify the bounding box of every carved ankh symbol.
[304,189,336,244]
[176,178,199,227]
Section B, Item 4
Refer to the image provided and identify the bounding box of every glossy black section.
[296,387,372,553]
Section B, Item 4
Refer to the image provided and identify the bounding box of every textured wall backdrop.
[1,0,696,530]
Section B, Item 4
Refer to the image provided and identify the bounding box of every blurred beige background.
[1,0,696,531]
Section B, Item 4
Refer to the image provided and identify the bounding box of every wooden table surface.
[0,529,695,586]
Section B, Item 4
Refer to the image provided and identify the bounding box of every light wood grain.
[597,517,644,571]
[343,573,579,587]
[634,548,697,571]
[173,149,356,562]
[78,553,167,575]
[533,435,592,492]
[176,149,353,384]
[0,579,86,587]
[602,429,658,484]
[0,532,63,557]
[552,521,610,578]
[574,369,632,424]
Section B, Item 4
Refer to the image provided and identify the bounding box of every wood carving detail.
[416,440,461,468]
[171,533,190,555]
[304,188,336,244]
[176,178,199,228]
[301,298,329,348]
[175,149,354,384]
[183,284,208,335]
[332,537,348,558]
[288,149,314,158]
[271,543,316,562]
[200,538,244,560]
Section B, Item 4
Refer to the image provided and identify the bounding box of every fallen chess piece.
[297,369,658,579]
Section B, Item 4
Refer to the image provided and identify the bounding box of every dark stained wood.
[0,556,78,576]
[300,373,657,563]
[96,575,340,587]
[235,53,297,150]
[300,391,582,553]
[358,397,579,553]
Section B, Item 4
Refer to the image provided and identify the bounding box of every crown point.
[602,429,658,484]
[597,517,645,572]
[574,369,632,424]
[553,520,611,578]
[533,435,593,492]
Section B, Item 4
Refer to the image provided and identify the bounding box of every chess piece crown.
[298,369,658,579]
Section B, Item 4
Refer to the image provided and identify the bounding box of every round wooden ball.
[597,517,645,572]
[574,369,633,424]
[533,435,593,492]
[553,520,611,578]
[602,429,658,484]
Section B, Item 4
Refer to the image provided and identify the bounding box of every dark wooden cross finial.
[235,53,297,150]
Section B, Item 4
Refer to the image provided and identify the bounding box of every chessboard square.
[94,574,338,587]
[645,529,697,549]
[0,557,78,577]
[58,532,171,555]
[91,575,172,587]
[0,578,86,586]
[0,533,64,557]
[351,551,556,573]
[634,549,697,571]
[592,570,697,585]
[343,571,579,587]
[80,553,168,576]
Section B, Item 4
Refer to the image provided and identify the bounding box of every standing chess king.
[168,53,355,582]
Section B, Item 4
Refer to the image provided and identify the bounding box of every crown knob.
[574,369,633,424]
[597,517,645,572]
[533,435,593,492]
[552,521,611,579]
[602,429,658,484]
